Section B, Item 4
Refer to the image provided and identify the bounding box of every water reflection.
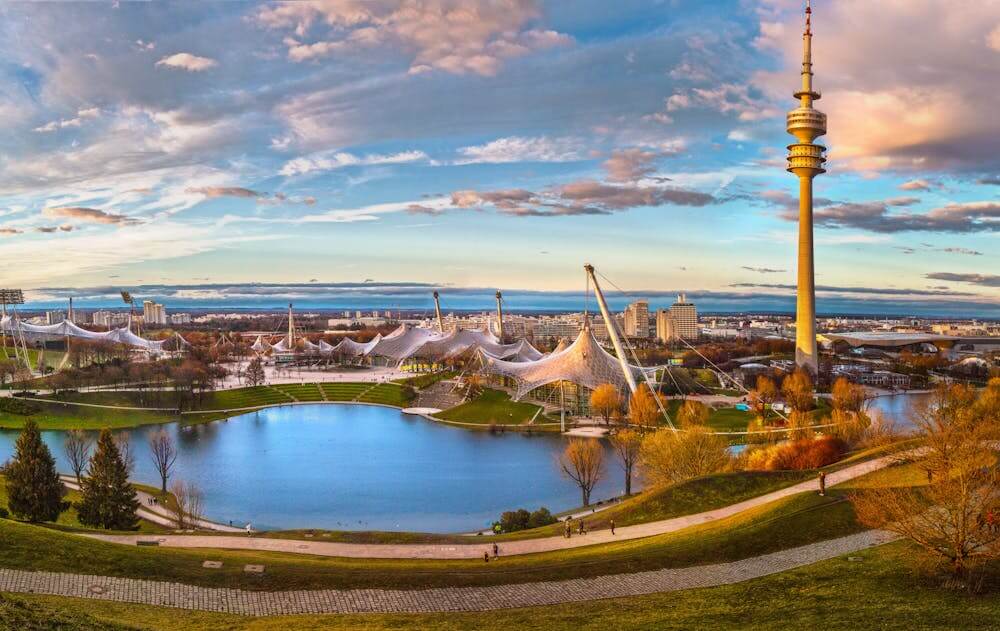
[0,404,619,532]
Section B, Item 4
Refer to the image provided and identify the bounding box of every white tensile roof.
[332,334,382,357]
[478,324,650,401]
[1,315,171,352]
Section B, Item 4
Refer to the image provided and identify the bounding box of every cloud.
[256,0,571,76]
[940,247,983,256]
[33,107,101,133]
[741,266,786,274]
[42,206,141,225]
[899,179,933,191]
[455,136,583,164]
[730,282,977,297]
[755,1,1000,171]
[0,227,24,235]
[663,83,779,122]
[603,149,661,182]
[185,186,262,199]
[279,150,429,177]
[780,198,1000,233]
[925,272,1000,288]
[978,175,1000,185]
[155,52,218,72]
[451,180,713,217]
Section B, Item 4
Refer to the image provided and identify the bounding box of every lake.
[0,404,621,533]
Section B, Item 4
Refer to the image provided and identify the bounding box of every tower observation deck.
[786,0,825,375]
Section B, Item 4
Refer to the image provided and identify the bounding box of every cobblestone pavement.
[0,531,896,615]
[84,452,903,559]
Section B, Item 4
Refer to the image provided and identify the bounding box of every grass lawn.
[0,399,174,431]
[0,486,867,591]
[318,382,369,401]
[434,388,548,426]
[0,345,66,371]
[5,543,1000,630]
[270,383,323,402]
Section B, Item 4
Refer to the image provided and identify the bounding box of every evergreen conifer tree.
[3,420,65,522]
[76,429,140,530]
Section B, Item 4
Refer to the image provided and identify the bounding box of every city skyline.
[1,1,999,316]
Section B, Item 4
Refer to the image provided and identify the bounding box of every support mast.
[432,291,445,333]
[584,264,637,394]
[495,290,504,342]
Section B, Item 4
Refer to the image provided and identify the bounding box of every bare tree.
[114,432,135,475]
[169,480,204,530]
[590,384,621,426]
[169,480,189,529]
[148,430,178,493]
[63,430,93,484]
[851,385,1000,582]
[609,428,642,496]
[559,439,605,507]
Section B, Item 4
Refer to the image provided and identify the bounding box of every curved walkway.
[83,452,901,559]
[0,530,897,615]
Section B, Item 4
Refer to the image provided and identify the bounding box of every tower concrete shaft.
[432,291,444,333]
[495,290,504,342]
[786,0,826,375]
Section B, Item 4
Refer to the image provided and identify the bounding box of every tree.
[245,357,266,387]
[590,384,621,426]
[629,387,662,429]
[677,399,709,427]
[169,480,205,530]
[831,377,868,413]
[850,385,1000,581]
[2,420,65,522]
[115,432,135,474]
[148,430,178,494]
[0,359,16,387]
[829,377,872,445]
[750,375,778,418]
[76,429,140,530]
[609,428,642,496]
[781,369,815,413]
[640,426,731,486]
[559,439,605,507]
[63,430,93,485]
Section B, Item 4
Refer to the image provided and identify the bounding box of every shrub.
[0,398,40,416]
[493,506,557,533]
[0,506,8,519]
[745,436,847,471]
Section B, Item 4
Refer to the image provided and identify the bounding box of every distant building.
[656,294,698,342]
[45,310,65,325]
[142,300,167,326]
[623,300,650,338]
[169,313,192,325]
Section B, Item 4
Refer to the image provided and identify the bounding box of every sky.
[0,0,999,316]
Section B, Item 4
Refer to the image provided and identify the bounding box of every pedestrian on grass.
[483,551,490,563]
[610,519,615,535]
[565,519,572,539]
[818,471,827,497]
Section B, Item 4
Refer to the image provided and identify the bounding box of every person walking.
[818,471,827,497]
[565,519,572,539]
[483,551,490,563]
[610,519,616,535]
[492,542,499,558]
[578,518,586,535]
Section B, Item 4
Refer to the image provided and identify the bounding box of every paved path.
[60,476,242,534]
[0,531,897,615]
[83,452,899,559]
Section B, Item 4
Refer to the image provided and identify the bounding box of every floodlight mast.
[432,291,445,333]
[583,264,638,394]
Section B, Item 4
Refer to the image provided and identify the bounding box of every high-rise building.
[656,294,698,342]
[623,300,649,338]
[142,300,168,326]
[45,310,65,325]
[786,0,825,375]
